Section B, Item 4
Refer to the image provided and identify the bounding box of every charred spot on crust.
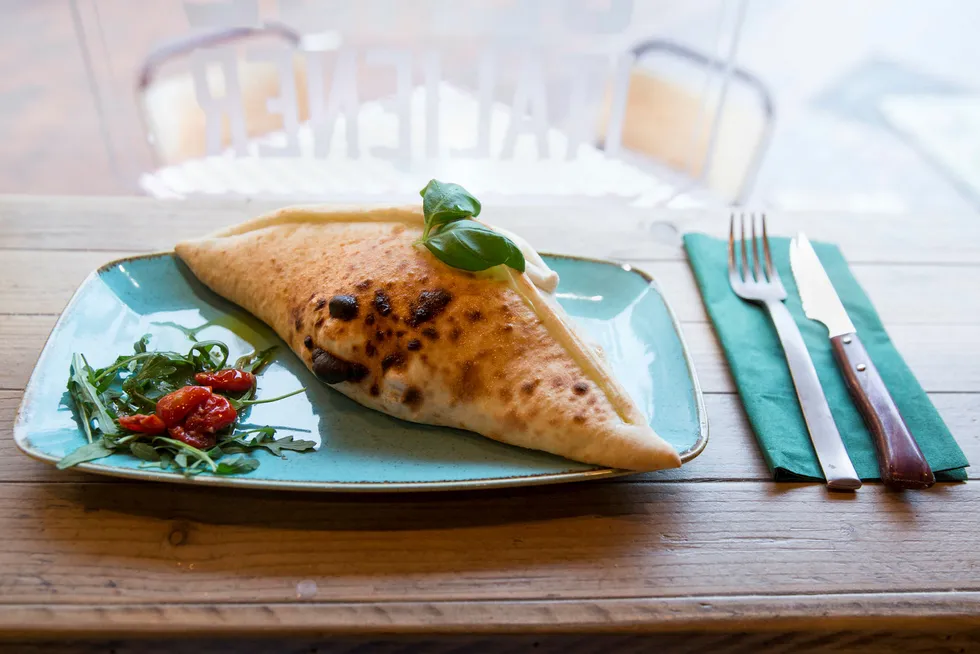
[381,352,405,372]
[303,336,314,350]
[369,384,380,396]
[466,310,483,322]
[450,327,463,342]
[375,329,386,342]
[521,379,540,395]
[395,330,406,338]
[406,339,422,351]
[402,387,423,408]
[365,313,376,326]
[455,361,481,400]
[407,289,453,327]
[572,382,589,396]
[347,363,368,382]
[291,306,303,331]
[329,295,359,321]
[573,414,586,425]
[314,317,325,328]
[356,279,372,291]
[421,327,439,340]
[374,290,393,316]
[314,298,327,311]
[365,342,377,358]
[386,329,393,337]
[311,348,367,385]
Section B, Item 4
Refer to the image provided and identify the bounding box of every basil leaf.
[420,179,481,236]
[57,439,113,469]
[423,221,526,273]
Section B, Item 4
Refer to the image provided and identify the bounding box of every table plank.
[5,249,980,328]
[0,597,978,640]
[3,315,978,393]
[1,197,978,639]
[3,391,977,484]
[0,481,978,608]
[2,196,980,265]
[4,632,980,654]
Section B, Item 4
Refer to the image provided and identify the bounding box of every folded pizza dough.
[175,206,681,471]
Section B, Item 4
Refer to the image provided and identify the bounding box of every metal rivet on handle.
[856,363,867,372]
[842,336,852,344]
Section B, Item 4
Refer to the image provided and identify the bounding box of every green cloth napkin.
[683,233,969,482]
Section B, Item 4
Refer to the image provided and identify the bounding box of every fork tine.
[750,213,762,282]
[739,213,749,283]
[761,213,777,280]
[728,213,737,282]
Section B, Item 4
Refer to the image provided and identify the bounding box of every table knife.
[789,233,935,490]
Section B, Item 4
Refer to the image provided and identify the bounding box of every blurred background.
[2,0,979,213]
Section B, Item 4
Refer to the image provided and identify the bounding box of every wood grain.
[2,197,980,265]
[0,596,978,639]
[1,197,979,640]
[0,481,978,608]
[3,314,978,394]
[5,632,980,654]
[3,392,977,484]
[5,249,980,328]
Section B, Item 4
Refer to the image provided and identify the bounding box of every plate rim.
[13,251,708,492]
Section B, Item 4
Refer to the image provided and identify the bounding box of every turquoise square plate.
[14,253,707,491]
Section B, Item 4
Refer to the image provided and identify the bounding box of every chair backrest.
[97,2,760,205]
[597,40,775,205]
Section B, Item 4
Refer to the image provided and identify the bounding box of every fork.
[728,213,862,491]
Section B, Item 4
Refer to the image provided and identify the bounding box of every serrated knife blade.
[789,233,855,337]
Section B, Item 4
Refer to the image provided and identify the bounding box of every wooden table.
[1,197,979,652]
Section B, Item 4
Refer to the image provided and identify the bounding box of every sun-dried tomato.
[193,369,255,393]
[117,413,166,435]
[183,394,237,436]
[154,385,212,428]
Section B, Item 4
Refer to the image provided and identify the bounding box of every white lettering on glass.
[191,50,249,156]
[365,48,413,163]
[247,47,301,156]
[307,49,361,158]
[501,51,549,159]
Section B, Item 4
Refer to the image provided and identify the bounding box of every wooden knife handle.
[830,333,935,490]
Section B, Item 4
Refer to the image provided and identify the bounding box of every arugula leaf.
[188,340,229,371]
[247,430,316,456]
[424,221,526,273]
[234,346,277,375]
[420,179,482,239]
[151,320,218,341]
[68,353,118,440]
[214,454,260,475]
[130,442,160,462]
[154,436,217,472]
[233,387,306,409]
[62,334,311,477]
[56,439,113,469]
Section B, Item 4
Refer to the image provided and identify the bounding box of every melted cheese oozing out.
[490,225,560,293]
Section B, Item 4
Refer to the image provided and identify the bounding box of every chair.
[597,39,775,205]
